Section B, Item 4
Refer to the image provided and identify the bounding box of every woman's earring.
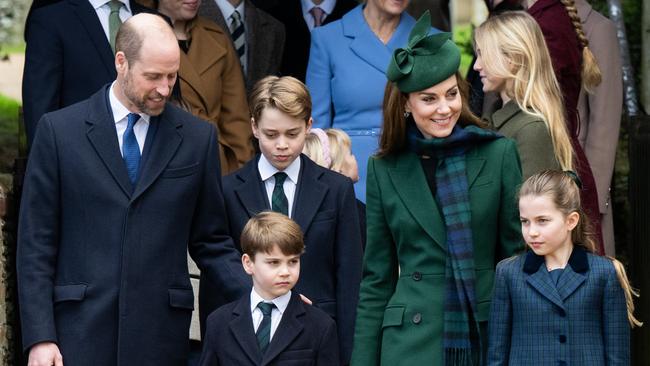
[404,111,411,119]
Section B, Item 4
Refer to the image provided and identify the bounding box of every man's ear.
[115,51,128,73]
[306,117,313,134]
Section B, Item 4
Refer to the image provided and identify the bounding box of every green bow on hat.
[386,11,461,93]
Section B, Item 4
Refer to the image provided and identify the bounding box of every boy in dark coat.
[199,211,339,365]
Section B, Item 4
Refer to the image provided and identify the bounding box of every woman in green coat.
[350,13,523,366]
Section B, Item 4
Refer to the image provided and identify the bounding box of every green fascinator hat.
[386,11,461,93]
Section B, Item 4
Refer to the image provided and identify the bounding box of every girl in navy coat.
[488,170,641,366]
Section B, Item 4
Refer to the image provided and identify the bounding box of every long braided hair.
[559,0,602,93]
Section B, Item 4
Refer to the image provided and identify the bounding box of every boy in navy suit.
[199,76,362,364]
[199,211,340,365]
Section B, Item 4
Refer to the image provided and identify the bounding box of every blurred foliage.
[0,95,19,176]
[0,0,28,56]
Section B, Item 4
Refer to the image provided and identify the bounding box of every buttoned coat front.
[200,154,363,364]
[199,291,339,366]
[351,138,523,366]
[17,86,249,365]
[488,248,630,365]
[178,16,253,174]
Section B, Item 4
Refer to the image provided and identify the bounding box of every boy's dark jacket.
[199,291,340,365]
[199,154,363,364]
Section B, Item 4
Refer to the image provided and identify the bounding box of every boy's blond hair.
[249,76,312,124]
[241,211,305,259]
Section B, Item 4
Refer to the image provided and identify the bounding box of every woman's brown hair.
[377,72,484,157]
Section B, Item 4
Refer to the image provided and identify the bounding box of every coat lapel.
[465,150,487,189]
[261,293,305,366]
[234,158,272,217]
[180,21,227,111]
[292,156,329,234]
[69,0,115,76]
[388,153,446,249]
[229,296,262,365]
[131,108,182,201]
[523,251,566,311]
[557,247,589,301]
[342,6,394,74]
[85,87,133,198]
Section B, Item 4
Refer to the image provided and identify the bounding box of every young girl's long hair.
[474,11,574,171]
[519,170,642,327]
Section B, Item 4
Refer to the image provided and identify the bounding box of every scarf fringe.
[445,347,480,366]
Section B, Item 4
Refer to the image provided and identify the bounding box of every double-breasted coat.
[488,247,630,365]
[351,137,523,365]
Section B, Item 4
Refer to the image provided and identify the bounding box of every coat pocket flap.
[161,163,199,178]
[382,306,405,328]
[53,284,87,303]
[168,288,195,310]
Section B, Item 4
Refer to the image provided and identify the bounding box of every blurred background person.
[254,0,358,82]
[474,11,573,179]
[306,0,435,201]
[526,0,605,254]
[575,0,623,256]
[198,0,285,92]
[155,0,254,174]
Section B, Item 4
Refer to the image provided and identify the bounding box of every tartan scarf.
[408,123,502,366]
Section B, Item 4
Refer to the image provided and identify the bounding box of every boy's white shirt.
[258,154,301,218]
[250,288,292,341]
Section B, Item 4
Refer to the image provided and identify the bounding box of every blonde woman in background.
[473,11,573,180]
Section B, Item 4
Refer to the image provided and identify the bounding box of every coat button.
[412,271,422,281]
[412,313,422,324]
[559,335,566,343]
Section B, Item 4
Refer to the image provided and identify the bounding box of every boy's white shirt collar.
[257,154,301,185]
[250,287,292,315]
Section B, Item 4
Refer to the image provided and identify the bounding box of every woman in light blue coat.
[307,0,438,201]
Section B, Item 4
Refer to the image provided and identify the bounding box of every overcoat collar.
[341,5,416,74]
[178,17,228,112]
[523,246,589,310]
[575,0,593,24]
[69,0,115,76]
[229,292,306,366]
[487,100,521,129]
[85,85,183,201]
[387,149,486,250]
[233,155,329,234]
